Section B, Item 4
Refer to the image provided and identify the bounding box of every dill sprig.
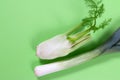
[83,0,111,32]
[67,0,111,42]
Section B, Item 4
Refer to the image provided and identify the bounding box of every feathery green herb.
[67,0,111,42]
[83,0,111,32]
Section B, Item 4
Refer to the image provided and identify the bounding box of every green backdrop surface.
[0,0,120,80]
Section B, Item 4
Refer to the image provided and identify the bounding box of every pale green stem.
[67,29,90,43]
[66,22,85,36]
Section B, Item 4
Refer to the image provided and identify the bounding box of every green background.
[0,0,120,80]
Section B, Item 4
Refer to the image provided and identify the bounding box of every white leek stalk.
[35,49,101,77]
